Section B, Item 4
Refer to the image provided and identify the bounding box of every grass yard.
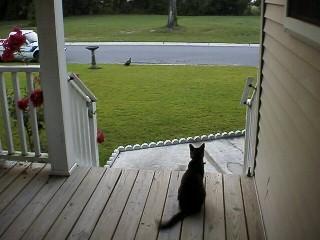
[0,15,260,43]
[67,64,257,165]
[0,64,256,165]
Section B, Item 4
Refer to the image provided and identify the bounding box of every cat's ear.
[200,143,205,150]
[189,144,195,151]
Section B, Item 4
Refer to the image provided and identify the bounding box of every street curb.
[65,42,260,47]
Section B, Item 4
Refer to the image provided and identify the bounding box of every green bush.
[249,6,261,16]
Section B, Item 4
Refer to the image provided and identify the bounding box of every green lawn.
[0,64,256,165]
[67,64,256,165]
[0,15,260,43]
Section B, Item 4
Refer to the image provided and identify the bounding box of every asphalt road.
[66,44,259,66]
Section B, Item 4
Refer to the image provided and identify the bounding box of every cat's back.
[179,170,205,200]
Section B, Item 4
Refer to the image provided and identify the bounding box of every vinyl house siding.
[255,0,320,239]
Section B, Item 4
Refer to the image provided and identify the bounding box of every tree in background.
[0,0,34,20]
[0,0,253,21]
[167,0,178,30]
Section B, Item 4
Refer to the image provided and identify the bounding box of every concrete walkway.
[110,136,244,175]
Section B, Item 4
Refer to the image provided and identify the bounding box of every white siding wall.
[255,0,320,239]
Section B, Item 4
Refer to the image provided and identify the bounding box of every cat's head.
[189,143,205,162]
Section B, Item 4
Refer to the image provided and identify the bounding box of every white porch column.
[34,0,76,175]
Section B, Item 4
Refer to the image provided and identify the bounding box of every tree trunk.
[167,0,177,30]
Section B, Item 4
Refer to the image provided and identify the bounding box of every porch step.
[108,136,244,174]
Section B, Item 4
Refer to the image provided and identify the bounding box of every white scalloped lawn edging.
[104,129,245,168]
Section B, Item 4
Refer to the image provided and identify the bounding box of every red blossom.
[30,89,43,107]
[97,129,105,144]
[1,27,26,62]
[1,49,14,62]
[7,32,25,52]
[17,97,29,111]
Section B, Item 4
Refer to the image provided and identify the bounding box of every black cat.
[159,143,206,229]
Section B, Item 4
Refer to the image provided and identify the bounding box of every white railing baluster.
[69,88,78,160]
[89,102,99,166]
[1,67,97,166]
[12,72,28,155]
[76,96,84,162]
[83,104,91,164]
[242,77,258,177]
[0,133,3,153]
[80,104,88,164]
[0,72,15,154]
[0,66,48,162]
[68,73,98,167]
[26,72,41,156]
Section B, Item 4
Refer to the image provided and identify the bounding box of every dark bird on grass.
[124,57,131,66]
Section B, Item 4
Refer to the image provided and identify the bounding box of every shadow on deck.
[0,161,265,240]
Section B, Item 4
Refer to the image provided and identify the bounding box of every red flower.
[1,49,14,62]
[7,32,25,52]
[17,97,29,111]
[97,129,105,144]
[30,89,43,107]
[1,27,26,62]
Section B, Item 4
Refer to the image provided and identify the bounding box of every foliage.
[0,27,26,62]
[6,76,46,152]
[178,0,251,15]
[1,0,254,21]
[0,0,35,20]
[67,64,256,165]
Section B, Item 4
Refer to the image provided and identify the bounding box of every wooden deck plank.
[180,204,204,240]
[135,170,171,240]
[113,170,154,240]
[224,175,248,240]
[0,162,30,193]
[0,162,44,212]
[68,168,122,240]
[21,166,90,240]
[0,161,16,178]
[90,169,138,240]
[0,163,265,240]
[240,177,266,240]
[157,171,183,240]
[0,164,50,236]
[1,170,66,240]
[44,167,106,240]
[204,173,225,240]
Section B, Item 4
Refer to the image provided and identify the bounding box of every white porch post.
[34,0,76,175]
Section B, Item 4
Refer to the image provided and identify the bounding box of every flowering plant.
[17,97,29,111]
[30,89,44,107]
[1,27,26,62]
[7,75,46,151]
[97,128,105,144]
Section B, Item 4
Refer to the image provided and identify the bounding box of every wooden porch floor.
[0,161,265,240]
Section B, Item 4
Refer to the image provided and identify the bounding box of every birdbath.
[86,46,101,69]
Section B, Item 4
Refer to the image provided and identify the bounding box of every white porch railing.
[0,66,99,167]
[68,73,99,166]
[241,77,259,176]
[0,65,47,162]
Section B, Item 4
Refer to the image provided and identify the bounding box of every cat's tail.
[158,212,186,230]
